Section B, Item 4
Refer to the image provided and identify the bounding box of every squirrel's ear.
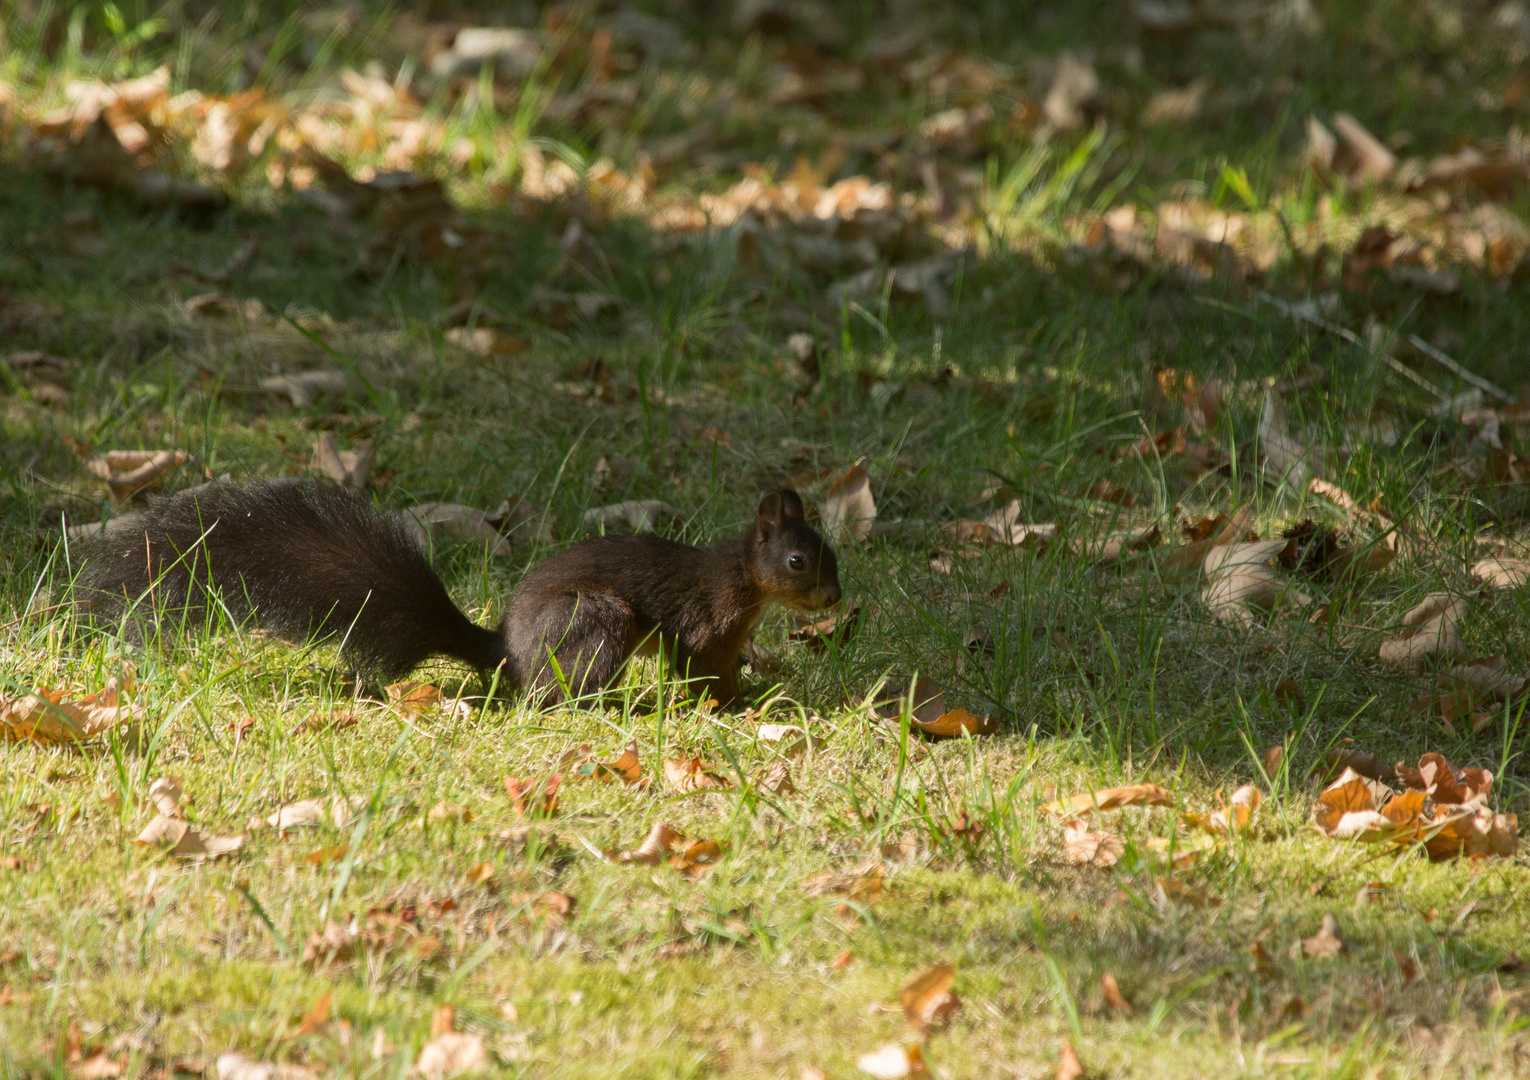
[755,492,785,541]
[777,488,805,520]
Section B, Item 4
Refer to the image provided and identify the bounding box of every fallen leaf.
[426,801,476,825]
[405,502,514,558]
[287,990,331,1038]
[385,682,443,717]
[668,837,726,878]
[312,433,373,492]
[1301,913,1346,959]
[215,1052,319,1080]
[444,327,532,358]
[758,760,796,795]
[301,921,356,967]
[502,774,562,818]
[135,815,243,858]
[1042,783,1174,817]
[1101,973,1131,1013]
[1073,522,1161,564]
[415,1031,490,1078]
[464,861,496,887]
[789,599,861,650]
[258,370,347,408]
[583,499,681,533]
[899,963,959,1034]
[1055,1039,1086,1080]
[565,739,646,784]
[663,756,733,793]
[1472,554,1530,590]
[822,463,877,543]
[1379,593,1467,670]
[73,1052,125,1079]
[856,1042,927,1079]
[1063,820,1123,868]
[1203,541,1296,627]
[613,821,683,865]
[1182,784,1261,835]
[802,860,884,904]
[1263,745,1285,777]
[1,666,143,743]
[148,776,183,817]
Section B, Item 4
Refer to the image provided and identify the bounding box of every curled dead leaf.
[1472,555,1530,590]
[613,821,683,865]
[898,963,958,1034]
[663,756,733,793]
[1378,593,1466,670]
[1063,820,1123,868]
[135,814,243,859]
[1042,783,1174,817]
[0,667,142,743]
[822,463,877,543]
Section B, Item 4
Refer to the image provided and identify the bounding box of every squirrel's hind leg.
[518,590,636,708]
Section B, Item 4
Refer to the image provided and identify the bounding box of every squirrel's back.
[73,478,506,679]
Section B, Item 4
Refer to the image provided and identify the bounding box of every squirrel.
[72,478,842,707]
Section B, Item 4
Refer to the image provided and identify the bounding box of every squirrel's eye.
[788,554,805,570]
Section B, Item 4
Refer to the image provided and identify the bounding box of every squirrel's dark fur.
[73,478,841,706]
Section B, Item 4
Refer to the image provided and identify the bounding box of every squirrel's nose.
[822,581,843,607]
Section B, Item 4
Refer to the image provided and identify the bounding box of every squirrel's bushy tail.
[72,478,509,681]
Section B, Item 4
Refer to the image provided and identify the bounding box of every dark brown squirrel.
[73,478,842,707]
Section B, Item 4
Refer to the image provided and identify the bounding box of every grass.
[4,1,1530,1076]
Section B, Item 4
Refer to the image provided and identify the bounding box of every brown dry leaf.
[1395,752,1492,804]
[404,502,514,558]
[1203,540,1298,627]
[663,756,733,793]
[566,739,646,784]
[822,463,877,543]
[134,814,243,859]
[1301,913,1346,959]
[301,921,356,967]
[287,990,331,1039]
[257,370,346,408]
[385,682,443,717]
[898,963,958,1034]
[290,712,359,736]
[1182,784,1262,835]
[911,708,1000,739]
[1,666,142,743]
[1263,745,1285,777]
[148,776,183,817]
[73,1052,125,1080]
[1259,388,1329,490]
[1472,555,1530,590]
[802,860,884,904]
[502,774,562,818]
[670,838,726,878]
[444,327,532,359]
[1379,594,1467,670]
[613,821,683,865]
[426,801,476,825]
[1056,1039,1086,1080]
[1310,768,1401,840]
[1063,820,1123,868]
[872,676,946,727]
[758,761,796,795]
[85,449,190,504]
[1073,522,1161,564]
[464,861,496,887]
[415,1031,490,1078]
[312,433,374,493]
[1160,503,1253,570]
[1042,783,1174,817]
[583,499,681,533]
[1101,973,1131,1014]
[215,1052,319,1080]
[790,599,862,650]
[1444,656,1528,703]
[856,1042,928,1080]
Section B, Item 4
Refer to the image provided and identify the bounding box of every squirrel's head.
[750,489,842,611]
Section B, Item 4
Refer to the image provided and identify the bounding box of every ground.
[2,2,1530,1077]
